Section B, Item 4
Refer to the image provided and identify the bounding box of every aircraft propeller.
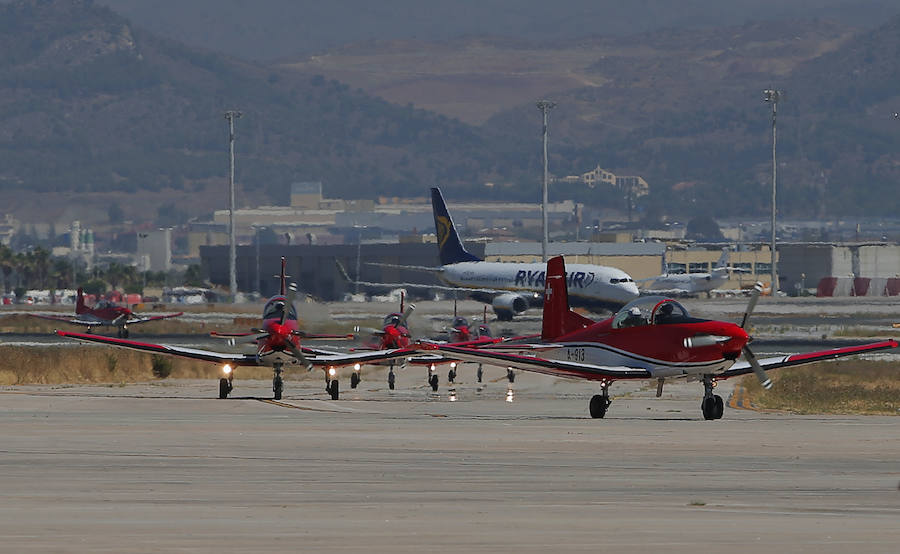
[740,282,772,389]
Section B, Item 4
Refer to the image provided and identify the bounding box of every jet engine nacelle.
[492,292,529,321]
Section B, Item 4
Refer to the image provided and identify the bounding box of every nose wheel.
[327,379,340,400]
[701,376,724,420]
[218,377,233,399]
[589,382,611,418]
[273,363,284,400]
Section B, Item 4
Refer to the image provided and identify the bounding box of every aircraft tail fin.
[75,287,86,314]
[276,257,289,295]
[541,256,595,341]
[715,248,729,270]
[431,187,481,266]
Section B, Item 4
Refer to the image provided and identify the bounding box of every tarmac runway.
[1,371,898,553]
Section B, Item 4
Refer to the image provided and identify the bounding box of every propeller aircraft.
[57,258,417,400]
[32,287,183,338]
[424,255,898,420]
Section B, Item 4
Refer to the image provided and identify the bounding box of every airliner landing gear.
[589,381,611,419]
[701,375,724,420]
[218,377,232,399]
[506,369,516,383]
[476,364,483,383]
[388,366,396,390]
[273,363,284,400]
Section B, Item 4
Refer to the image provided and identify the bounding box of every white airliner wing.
[425,344,652,381]
[719,340,898,379]
[335,260,506,295]
[365,262,445,272]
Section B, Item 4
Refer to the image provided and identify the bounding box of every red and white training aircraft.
[57,258,418,400]
[33,288,183,338]
[425,256,898,420]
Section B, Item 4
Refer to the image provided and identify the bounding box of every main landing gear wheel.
[328,380,340,400]
[388,369,396,390]
[701,395,725,420]
[476,364,483,383]
[350,372,360,389]
[117,328,129,339]
[429,374,439,392]
[448,369,456,383]
[218,377,232,399]
[506,369,515,383]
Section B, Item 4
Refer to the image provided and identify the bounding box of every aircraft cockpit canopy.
[383,313,403,327]
[263,298,298,321]
[612,296,690,328]
[451,316,469,328]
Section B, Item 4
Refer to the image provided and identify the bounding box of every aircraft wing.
[56,330,419,369]
[424,344,652,381]
[56,330,260,365]
[29,313,99,326]
[125,312,184,325]
[719,340,898,379]
[335,260,503,295]
[365,262,444,272]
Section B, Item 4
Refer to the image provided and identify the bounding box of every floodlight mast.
[763,90,783,294]
[225,110,242,301]
[537,100,556,263]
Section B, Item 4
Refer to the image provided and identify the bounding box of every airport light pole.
[537,100,556,262]
[763,90,783,293]
[225,110,242,301]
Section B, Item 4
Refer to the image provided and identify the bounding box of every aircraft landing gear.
[117,327,129,339]
[506,369,515,383]
[388,366,396,390]
[589,381,611,419]
[476,364,483,383]
[448,366,456,384]
[273,363,284,400]
[218,377,233,399]
[429,373,439,392]
[350,372,360,389]
[327,379,340,400]
[701,375,724,420]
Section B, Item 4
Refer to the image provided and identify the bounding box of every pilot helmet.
[628,306,642,317]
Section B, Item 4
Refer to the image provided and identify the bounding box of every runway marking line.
[258,399,355,413]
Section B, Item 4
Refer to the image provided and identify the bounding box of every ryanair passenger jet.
[341,188,639,320]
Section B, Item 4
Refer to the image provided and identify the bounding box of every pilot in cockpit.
[621,306,646,327]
